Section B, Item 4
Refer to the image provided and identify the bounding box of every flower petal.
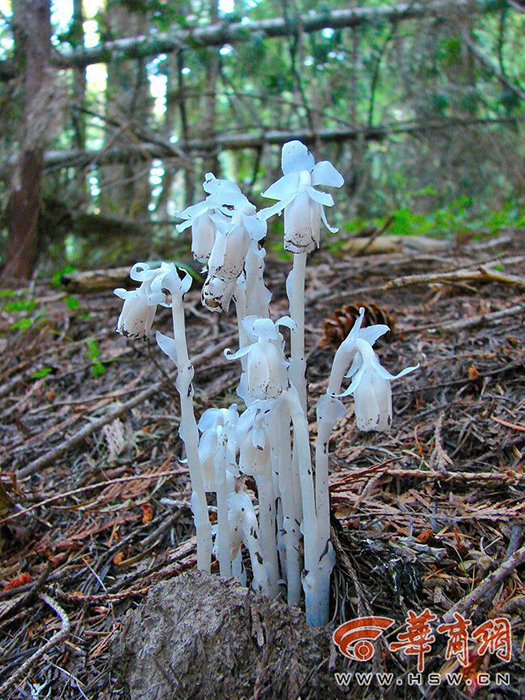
[242,213,267,242]
[370,356,420,381]
[311,160,344,188]
[261,172,300,201]
[203,172,241,195]
[156,331,178,363]
[281,140,315,175]
[224,343,255,361]
[275,315,297,332]
[320,206,339,233]
[114,287,130,300]
[358,324,390,347]
[130,262,151,282]
[253,318,279,341]
[305,186,334,207]
[336,362,367,398]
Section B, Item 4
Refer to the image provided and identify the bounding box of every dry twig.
[0,593,70,695]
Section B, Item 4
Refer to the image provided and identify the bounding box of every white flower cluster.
[114,140,418,626]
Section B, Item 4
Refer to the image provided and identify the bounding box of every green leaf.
[11,318,34,331]
[64,296,80,310]
[52,265,76,288]
[31,367,53,379]
[91,360,106,377]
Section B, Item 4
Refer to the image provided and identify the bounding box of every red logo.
[333,616,395,661]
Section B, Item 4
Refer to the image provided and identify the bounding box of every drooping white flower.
[207,201,267,283]
[114,262,169,340]
[236,402,272,477]
[201,275,237,313]
[335,331,418,432]
[225,317,294,401]
[260,140,344,253]
[197,405,239,491]
[176,173,248,263]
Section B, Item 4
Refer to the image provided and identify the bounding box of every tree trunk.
[2,0,52,280]
[99,1,152,219]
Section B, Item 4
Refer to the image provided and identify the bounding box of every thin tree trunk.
[71,0,86,150]
[203,0,220,176]
[2,0,51,280]
[99,1,152,219]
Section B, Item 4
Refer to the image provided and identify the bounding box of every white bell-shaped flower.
[114,262,168,340]
[336,337,418,432]
[176,173,248,263]
[197,405,239,491]
[236,402,272,477]
[201,275,237,313]
[260,140,344,253]
[207,202,267,282]
[225,317,294,401]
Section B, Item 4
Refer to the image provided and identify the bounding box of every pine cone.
[319,302,395,350]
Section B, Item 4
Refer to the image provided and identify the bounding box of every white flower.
[177,173,249,263]
[236,402,272,477]
[114,262,168,340]
[225,317,294,401]
[197,405,239,491]
[336,334,418,432]
[260,140,344,253]
[201,275,237,313]
[207,201,267,281]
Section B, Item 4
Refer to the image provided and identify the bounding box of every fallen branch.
[0,593,70,695]
[0,469,188,525]
[0,0,499,78]
[16,336,234,479]
[432,302,525,333]
[443,543,525,623]
[323,263,525,302]
[18,116,520,175]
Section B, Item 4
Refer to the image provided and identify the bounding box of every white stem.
[241,504,269,595]
[272,403,302,606]
[314,343,354,623]
[287,252,308,412]
[214,433,232,577]
[255,468,280,597]
[245,246,270,318]
[232,548,246,586]
[285,387,324,626]
[171,298,213,572]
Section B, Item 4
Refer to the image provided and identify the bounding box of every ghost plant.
[114,140,418,626]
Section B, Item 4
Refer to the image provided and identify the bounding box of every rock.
[113,571,348,699]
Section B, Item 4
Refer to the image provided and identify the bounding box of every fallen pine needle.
[0,469,188,525]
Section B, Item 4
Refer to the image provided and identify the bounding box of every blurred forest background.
[0,0,524,280]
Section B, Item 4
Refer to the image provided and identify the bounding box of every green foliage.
[31,367,53,379]
[85,338,106,377]
[52,265,75,288]
[2,299,38,313]
[340,199,525,244]
[64,296,80,310]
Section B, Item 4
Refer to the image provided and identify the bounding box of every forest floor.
[0,230,524,699]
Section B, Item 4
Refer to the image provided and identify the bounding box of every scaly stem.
[287,252,308,411]
[214,432,232,577]
[171,298,212,572]
[285,386,324,626]
[272,403,302,606]
[314,344,353,623]
[256,474,280,596]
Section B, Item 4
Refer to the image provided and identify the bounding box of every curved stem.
[171,297,213,572]
[214,433,232,577]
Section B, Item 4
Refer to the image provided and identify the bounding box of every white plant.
[114,141,418,626]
